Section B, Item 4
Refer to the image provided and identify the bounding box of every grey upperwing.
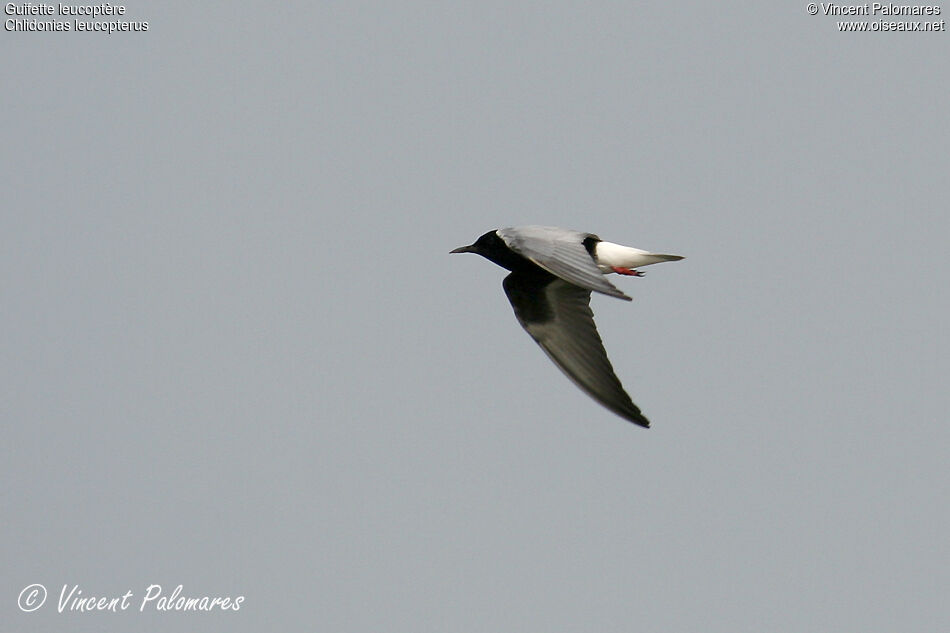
[497,226,632,301]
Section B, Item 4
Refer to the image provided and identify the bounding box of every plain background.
[3,2,948,631]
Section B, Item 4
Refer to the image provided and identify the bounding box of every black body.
[451,229,650,427]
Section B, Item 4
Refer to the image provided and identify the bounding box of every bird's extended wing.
[503,273,649,427]
[497,226,631,301]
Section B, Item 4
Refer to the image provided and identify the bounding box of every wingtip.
[603,287,633,301]
[621,404,650,427]
[625,411,650,428]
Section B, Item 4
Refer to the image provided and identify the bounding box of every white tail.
[595,241,684,271]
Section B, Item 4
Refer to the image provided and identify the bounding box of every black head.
[450,229,536,273]
[449,230,503,256]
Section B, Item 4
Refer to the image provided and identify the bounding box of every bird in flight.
[451,226,682,428]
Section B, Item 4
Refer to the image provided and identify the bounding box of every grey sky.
[3,2,948,631]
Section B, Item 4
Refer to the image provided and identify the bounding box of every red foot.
[612,266,644,277]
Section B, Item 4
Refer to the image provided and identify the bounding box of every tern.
[451,226,683,427]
